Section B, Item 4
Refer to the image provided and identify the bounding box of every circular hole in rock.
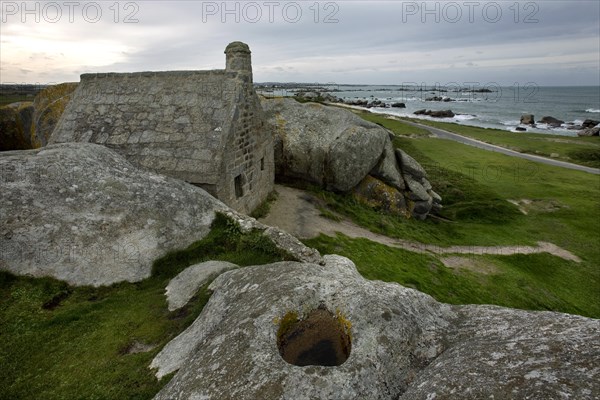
[277,305,352,367]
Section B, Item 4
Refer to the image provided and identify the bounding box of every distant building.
[51,42,273,214]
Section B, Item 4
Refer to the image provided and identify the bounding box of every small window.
[260,157,265,171]
[234,174,244,198]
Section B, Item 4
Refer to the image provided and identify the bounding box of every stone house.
[50,42,273,214]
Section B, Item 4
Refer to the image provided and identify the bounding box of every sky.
[1,0,599,86]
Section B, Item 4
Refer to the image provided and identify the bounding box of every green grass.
[304,113,600,318]
[405,117,600,168]
[0,214,291,400]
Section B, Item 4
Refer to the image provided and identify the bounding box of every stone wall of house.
[50,42,273,215]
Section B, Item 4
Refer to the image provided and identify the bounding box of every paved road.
[398,119,600,175]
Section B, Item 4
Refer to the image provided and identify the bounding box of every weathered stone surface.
[371,140,405,190]
[152,256,599,399]
[582,119,599,129]
[261,98,387,192]
[0,102,35,151]
[165,261,238,311]
[50,42,273,215]
[327,126,388,191]
[352,175,408,215]
[0,143,223,286]
[32,82,78,146]
[151,256,454,391]
[401,305,600,399]
[0,143,318,286]
[396,148,427,180]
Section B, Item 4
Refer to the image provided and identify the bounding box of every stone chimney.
[225,41,252,82]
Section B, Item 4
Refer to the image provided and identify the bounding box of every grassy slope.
[0,214,292,400]
[305,112,600,318]
[405,117,600,168]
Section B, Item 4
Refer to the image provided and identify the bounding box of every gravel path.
[260,185,581,263]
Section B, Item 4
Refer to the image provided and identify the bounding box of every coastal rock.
[520,114,535,125]
[261,97,440,218]
[396,148,427,180]
[260,97,387,192]
[0,143,319,286]
[515,127,527,132]
[413,109,455,118]
[370,140,405,191]
[582,119,599,129]
[577,127,600,137]
[152,256,600,399]
[539,116,565,127]
[391,102,406,108]
[0,102,35,151]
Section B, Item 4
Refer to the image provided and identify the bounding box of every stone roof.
[50,68,241,185]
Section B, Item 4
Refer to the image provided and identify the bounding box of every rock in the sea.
[577,127,600,137]
[413,109,455,118]
[0,143,318,286]
[520,114,535,125]
[515,127,527,132]
[151,256,600,399]
[582,119,599,129]
[391,102,406,108]
[540,116,565,127]
[261,98,388,192]
[352,175,407,215]
[0,102,35,151]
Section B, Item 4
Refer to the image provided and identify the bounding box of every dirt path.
[260,185,581,263]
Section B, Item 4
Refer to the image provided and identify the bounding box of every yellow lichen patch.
[276,310,299,340]
[352,175,410,217]
[336,309,353,340]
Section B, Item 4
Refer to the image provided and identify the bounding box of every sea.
[262,85,600,137]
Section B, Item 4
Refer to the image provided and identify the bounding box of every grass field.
[0,214,292,400]
[305,111,600,318]
[0,94,34,107]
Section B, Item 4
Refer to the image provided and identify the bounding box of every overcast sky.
[1,1,599,86]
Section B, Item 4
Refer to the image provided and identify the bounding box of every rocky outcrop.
[261,98,388,191]
[151,256,599,399]
[261,98,441,218]
[0,143,319,286]
[391,102,405,108]
[577,127,600,137]
[520,114,535,125]
[414,109,455,118]
[582,119,599,129]
[0,102,35,151]
[539,116,564,127]
[32,82,78,146]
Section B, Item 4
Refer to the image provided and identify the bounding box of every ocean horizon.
[259,84,600,136]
